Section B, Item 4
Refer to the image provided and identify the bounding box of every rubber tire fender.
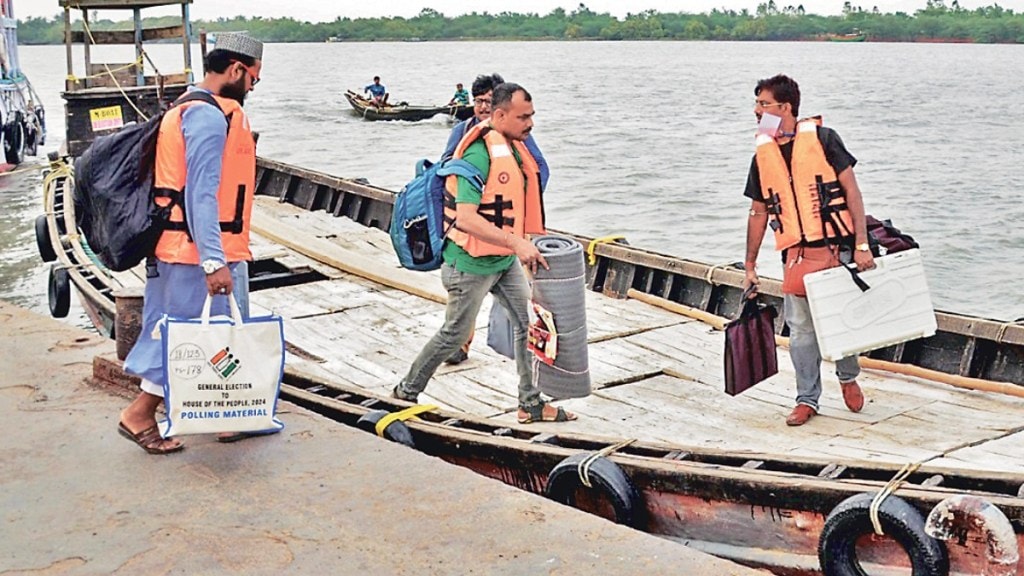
[355,409,416,448]
[35,214,57,262]
[544,452,644,529]
[4,114,25,165]
[48,264,71,318]
[818,492,949,576]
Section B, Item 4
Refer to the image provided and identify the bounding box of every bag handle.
[200,292,244,330]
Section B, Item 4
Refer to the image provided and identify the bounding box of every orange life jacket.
[152,93,256,265]
[443,122,545,257]
[755,117,854,252]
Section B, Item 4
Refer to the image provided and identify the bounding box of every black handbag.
[724,299,779,396]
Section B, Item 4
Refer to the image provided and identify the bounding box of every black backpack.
[73,91,224,272]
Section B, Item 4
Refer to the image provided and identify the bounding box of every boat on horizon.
[33,2,1024,574]
[827,32,867,42]
[344,89,474,122]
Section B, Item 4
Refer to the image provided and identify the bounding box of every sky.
[17,0,1024,21]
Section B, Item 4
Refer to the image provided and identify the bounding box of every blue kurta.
[124,90,251,392]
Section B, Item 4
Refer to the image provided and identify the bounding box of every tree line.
[18,1,1024,44]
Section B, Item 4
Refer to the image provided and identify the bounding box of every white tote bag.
[160,293,285,437]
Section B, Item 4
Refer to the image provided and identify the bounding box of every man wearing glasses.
[119,33,267,453]
[741,74,874,427]
[440,73,549,364]
[395,83,576,425]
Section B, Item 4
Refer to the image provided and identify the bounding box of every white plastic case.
[803,249,937,361]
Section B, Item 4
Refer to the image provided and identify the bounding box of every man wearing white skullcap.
[119,32,274,453]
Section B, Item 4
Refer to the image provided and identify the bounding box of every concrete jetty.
[0,300,763,575]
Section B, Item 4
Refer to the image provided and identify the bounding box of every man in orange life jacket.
[441,72,550,365]
[394,83,577,424]
[742,74,875,427]
[119,33,265,454]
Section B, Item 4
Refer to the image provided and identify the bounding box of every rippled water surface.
[3,41,1022,327]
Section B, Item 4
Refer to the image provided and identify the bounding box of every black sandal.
[517,403,577,424]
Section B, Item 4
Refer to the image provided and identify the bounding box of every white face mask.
[757,112,782,137]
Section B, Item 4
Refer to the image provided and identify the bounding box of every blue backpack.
[390,158,483,271]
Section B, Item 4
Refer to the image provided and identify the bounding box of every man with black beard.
[119,33,268,454]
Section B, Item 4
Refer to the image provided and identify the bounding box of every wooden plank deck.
[246,198,1024,474]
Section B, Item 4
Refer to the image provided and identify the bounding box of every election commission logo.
[208,346,242,379]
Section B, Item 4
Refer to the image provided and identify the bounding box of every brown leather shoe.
[786,404,817,426]
[841,380,864,413]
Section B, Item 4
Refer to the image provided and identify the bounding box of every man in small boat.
[448,82,470,106]
[440,72,550,365]
[118,32,267,453]
[742,74,875,426]
[394,83,577,425]
[364,76,387,106]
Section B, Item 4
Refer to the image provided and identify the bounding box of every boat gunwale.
[280,370,1024,515]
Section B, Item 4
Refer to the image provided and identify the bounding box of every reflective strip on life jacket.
[443,122,545,257]
[755,117,854,251]
[153,93,256,265]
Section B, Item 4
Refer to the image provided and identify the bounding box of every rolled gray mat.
[530,235,591,399]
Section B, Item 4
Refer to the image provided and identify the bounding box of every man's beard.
[220,76,247,105]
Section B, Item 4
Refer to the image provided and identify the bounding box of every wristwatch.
[855,243,871,252]
[201,259,225,275]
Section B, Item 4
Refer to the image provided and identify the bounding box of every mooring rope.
[576,438,637,488]
[869,462,921,535]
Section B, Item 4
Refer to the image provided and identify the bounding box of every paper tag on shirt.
[489,144,512,158]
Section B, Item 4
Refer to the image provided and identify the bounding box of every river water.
[3,40,1022,329]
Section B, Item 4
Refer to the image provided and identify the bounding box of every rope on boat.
[576,438,636,488]
[704,261,739,285]
[995,319,1024,344]
[374,404,438,438]
[585,235,626,266]
[79,236,108,271]
[869,462,921,535]
[72,6,151,121]
[42,161,73,191]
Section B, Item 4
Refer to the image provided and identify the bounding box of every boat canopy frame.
[59,0,194,157]
[60,0,194,93]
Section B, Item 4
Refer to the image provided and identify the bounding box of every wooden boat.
[35,0,195,325]
[0,0,46,167]
[44,154,1024,575]
[37,5,1024,575]
[344,89,474,122]
[827,33,867,42]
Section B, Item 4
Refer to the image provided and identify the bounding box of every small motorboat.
[344,90,474,122]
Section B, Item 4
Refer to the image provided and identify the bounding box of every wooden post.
[133,8,143,86]
[81,8,91,89]
[63,6,73,90]
[181,1,193,83]
[113,288,145,361]
[199,28,208,75]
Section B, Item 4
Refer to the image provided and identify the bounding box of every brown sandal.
[117,421,184,455]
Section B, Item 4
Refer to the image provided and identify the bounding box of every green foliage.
[16,3,1024,44]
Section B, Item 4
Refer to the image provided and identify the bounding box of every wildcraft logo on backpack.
[73,91,224,272]
[390,157,483,271]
